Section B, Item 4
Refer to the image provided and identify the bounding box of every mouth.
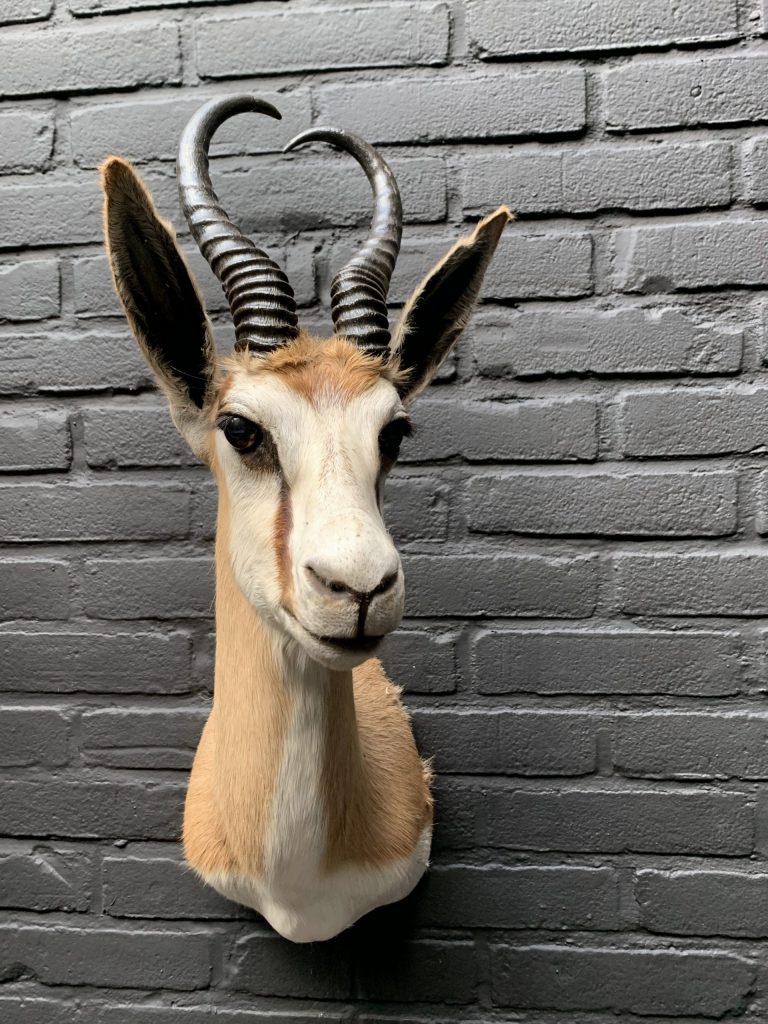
[309,632,384,654]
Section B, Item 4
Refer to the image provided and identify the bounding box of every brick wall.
[5,0,768,1020]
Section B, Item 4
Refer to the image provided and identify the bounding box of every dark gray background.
[2,0,768,1020]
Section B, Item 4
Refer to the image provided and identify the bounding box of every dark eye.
[379,418,412,462]
[218,415,264,452]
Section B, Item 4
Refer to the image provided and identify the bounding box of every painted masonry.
[4,0,768,1020]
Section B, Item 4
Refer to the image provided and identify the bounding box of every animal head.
[101,95,510,670]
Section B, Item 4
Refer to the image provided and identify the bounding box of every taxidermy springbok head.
[101,95,509,943]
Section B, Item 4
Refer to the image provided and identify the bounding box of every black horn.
[178,95,299,353]
[284,128,402,357]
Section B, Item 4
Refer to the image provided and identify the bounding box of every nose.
[304,563,398,603]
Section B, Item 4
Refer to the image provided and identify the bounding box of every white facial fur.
[212,366,406,670]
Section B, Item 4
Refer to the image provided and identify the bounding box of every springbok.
[101,94,509,942]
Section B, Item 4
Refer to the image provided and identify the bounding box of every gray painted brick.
[406,398,598,462]
[69,0,285,11]
[472,629,744,696]
[196,4,450,78]
[0,778,184,839]
[468,470,737,537]
[0,22,180,97]
[103,855,238,919]
[472,308,743,378]
[744,135,768,204]
[0,706,69,767]
[615,218,768,292]
[389,231,593,303]
[0,630,193,694]
[0,560,69,620]
[470,0,739,58]
[0,111,54,173]
[0,411,70,471]
[317,69,586,143]
[616,712,768,780]
[1,178,107,249]
[83,406,198,468]
[82,707,205,769]
[488,787,754,854]
[0,331,152,395]
[412,708,599,775]
[385,476,448,543]
[70,91,311,168]
[78,1005,344,1024]
[617,552,768,616]
[0,260,59,321]
[0,924,212,990]
[0,483,190,542]
[490,944,754,1015]
[606,54,768,132]
[0,846,90,911]
[417,864,620,930]
[356,939,477,1004]
[753,469,768,533]
[228,933,352,999]
[463,141,732,215]
[619,386,768,457]
[405,554,598,617]
[0,0,53,24]
[83,557,214,619]
[636,869,768,937]
[381,629,457,693]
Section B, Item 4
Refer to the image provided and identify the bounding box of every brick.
[0,630,193,694]
[389,232,593,303]
[616,712,768,780]
[472,308,743,378]
[0,0,53,24]
[385,476,448,543]
[0,778,184,839]
[0,22,180,98]
[0,260,59,321]
[472,629,744,696]
[103,855,238,919]
[491,944,754,1015]
[0,923,212,990]
[744,136,768,204]
[83,557,214,619]
[0,483,190,542]
[606,55,768,132]
[468,470,737,537]
[470,0,739,57]
[412,709,599,775]
[617,552,768,616]
[405,398,598,462]
[83,1006,343,1024]
[70,0,285,11]
[83,406,198,468]
[405,554,598,617]
[196,4,450,78]
[228,933,352,999]
[0,560,69,620]
[0,707,69,767]
[82,707,205,769]
[463,142,732,215]
[356,939,477,1004]
[0,846,90,911]
[619,386,768,457]
[615,219,768,292]
[0,111,54,173]
[317,69,586,144]
[0,999,73,1024]
[380,629,457,694]
[0,411,70,471]
[417,864,619,930]
[0,331,153,395]
[488,787,754,854]
[71,91,311,168]
[1,178,104,249]
[637,869,768,937]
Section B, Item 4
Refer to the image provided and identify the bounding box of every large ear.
[101,157,216,452]
[391,206,512,401]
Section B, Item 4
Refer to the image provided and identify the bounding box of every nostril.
[304,564,352,598]
[328,580,347,594]
[373,571,398,597]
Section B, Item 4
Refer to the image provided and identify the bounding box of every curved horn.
[284,128,402,357]
[178,95,299,353]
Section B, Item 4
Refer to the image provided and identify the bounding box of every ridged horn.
[178,95,299,353]
[284,128,402,357]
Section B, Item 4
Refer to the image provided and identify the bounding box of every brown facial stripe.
[273,476,294,611]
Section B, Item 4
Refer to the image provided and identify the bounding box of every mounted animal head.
[102,95,510,670]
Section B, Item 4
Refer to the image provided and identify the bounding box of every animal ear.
[391,206,512,401]
[101,157,216,448]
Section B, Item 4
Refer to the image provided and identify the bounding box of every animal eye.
[379,418,412,462]
[218,415,264,452]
